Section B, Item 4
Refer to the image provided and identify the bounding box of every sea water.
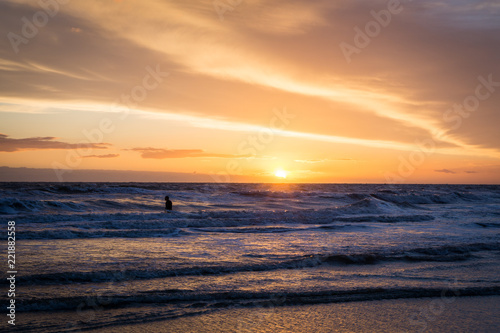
[1,183,499,332]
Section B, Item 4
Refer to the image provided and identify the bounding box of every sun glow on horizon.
[274,169,288,179]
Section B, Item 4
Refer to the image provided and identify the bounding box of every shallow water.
[2,183,500,332]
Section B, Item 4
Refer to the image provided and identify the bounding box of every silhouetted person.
[165,196,173,211]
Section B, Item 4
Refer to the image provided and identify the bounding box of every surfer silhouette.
[165,196,173,211]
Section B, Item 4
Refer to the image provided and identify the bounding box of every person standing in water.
[165,196,173,211]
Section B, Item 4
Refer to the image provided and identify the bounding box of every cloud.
[294,158,353,164]
[465,170,478,174]
[294,159,327,164]
[0,133,109,152]
[0,0,499,160]
[435,169,456,174]
[128,147,246,159]
[81,154,119,159]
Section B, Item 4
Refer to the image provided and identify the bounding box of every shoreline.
[97,295,500,333]
[16,295,500,332]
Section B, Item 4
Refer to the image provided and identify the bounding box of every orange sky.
[1,0,499,183]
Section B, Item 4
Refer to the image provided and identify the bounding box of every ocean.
[2,182,500,332]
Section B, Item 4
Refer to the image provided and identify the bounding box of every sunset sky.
[1,0,499,183]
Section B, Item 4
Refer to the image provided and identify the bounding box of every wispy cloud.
[294,158,352,164]
[0,134,109,152]
[294,159,328,164]
[127,147,247,159]
[81,154,119,159]
[435,169,456,174]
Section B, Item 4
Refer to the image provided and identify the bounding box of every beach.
[108,296,500,333]
[17,296,500,332]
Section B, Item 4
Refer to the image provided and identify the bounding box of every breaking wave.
[10,242,498,285]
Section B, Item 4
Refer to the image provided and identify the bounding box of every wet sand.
[95,296,500,333]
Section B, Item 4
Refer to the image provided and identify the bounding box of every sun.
[274,169,288,178]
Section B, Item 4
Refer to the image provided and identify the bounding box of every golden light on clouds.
[0,0,499,183]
